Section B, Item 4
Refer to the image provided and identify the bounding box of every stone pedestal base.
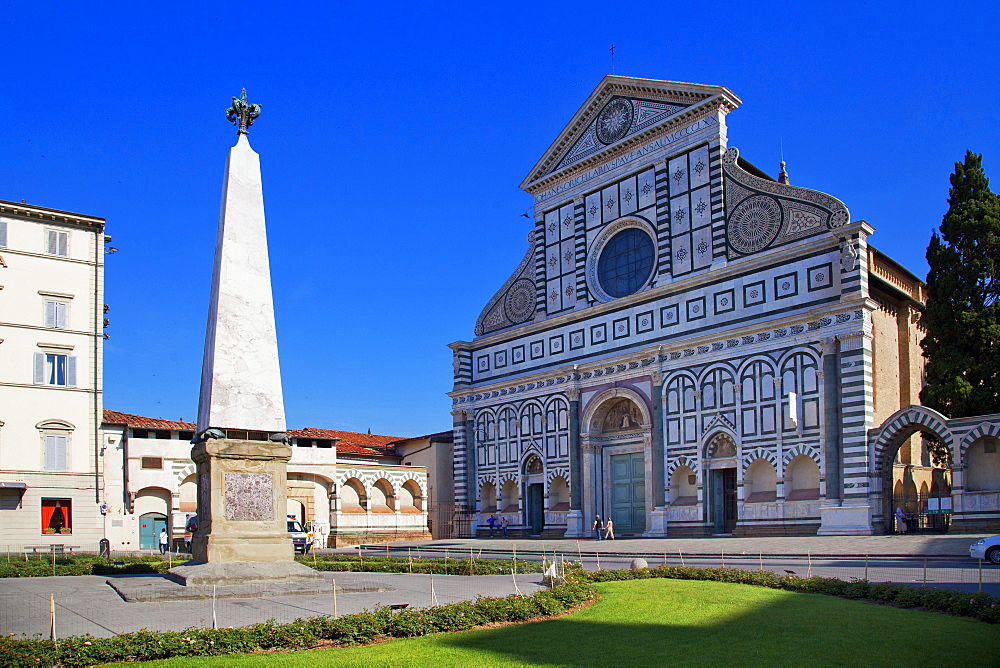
[190,438,294,563]
[176,438,318,585]
[563,510,586,538]
[643,507,669,537]
[166,559,322,586]
[817,503,873,535]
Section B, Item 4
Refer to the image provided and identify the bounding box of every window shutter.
[47,230,58,255]
[66,356,77,387]
[0,220,6,247]
[33,353,45,384]
[53,436,68,470]
[56,302,67,328]
[58,232,68,256]
[45,302,56,327]
[45,435,57,470]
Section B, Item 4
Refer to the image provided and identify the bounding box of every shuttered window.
[33,353,77,386]
[141,457,163,469]
[46,230,68,257]
[0,220,7,247]
[44,301,68,328]
[44,435,68,471]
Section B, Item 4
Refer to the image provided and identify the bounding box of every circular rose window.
[597,227,655,298]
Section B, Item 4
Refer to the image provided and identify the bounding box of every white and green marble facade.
[449,76,904,538]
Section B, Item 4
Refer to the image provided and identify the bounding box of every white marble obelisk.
[196,132,285,433]
[168,91,320,585]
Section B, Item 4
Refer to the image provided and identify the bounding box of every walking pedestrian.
[894,507,907,534]
[604,516,615,540]
[500,516,509,537]
[158,528,169,555]
[592,514,604,540]
[486,514,497,537]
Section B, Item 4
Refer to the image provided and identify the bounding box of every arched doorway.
[588,395,649,535]
[522,454,544,535]
[872,406,954,534]
[704,433,738,534]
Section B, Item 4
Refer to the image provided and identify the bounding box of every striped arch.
[401,476,429,498]
[742,447,777,470]
[871,405,953,474]
[783,443,822,469]
[666,455,699,478]
[176,464,196,485]
[959,421,1000,460]
[499,471,519,485]
[546,467,569,485]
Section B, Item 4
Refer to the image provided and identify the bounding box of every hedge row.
[0,578,597,667]
[585,564,1000,624]
[297,554,544,575]
[0,555,168,578]
[0,554,544,578]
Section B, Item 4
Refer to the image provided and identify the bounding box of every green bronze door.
[610,452,645,534]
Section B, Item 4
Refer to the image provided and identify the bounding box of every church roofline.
[519,75,741,193]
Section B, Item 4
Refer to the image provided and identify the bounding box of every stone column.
[565,388,585,537]
[647,369,668,536]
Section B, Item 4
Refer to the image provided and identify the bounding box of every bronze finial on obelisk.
[226,88,261,135]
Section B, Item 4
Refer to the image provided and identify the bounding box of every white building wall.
[0,202,105,550]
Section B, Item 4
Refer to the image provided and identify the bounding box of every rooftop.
[102,409,404,457]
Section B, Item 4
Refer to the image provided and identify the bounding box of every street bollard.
[332,579,338,618]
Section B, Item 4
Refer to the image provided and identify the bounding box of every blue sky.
[4,2,997,437]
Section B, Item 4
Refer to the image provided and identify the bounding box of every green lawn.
[137,579,1000,666]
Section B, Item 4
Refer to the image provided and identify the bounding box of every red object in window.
[41,498,72,534]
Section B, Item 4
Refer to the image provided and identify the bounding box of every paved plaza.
[2,533,996,640]
[0,571,543,639]
[333,532,995,559]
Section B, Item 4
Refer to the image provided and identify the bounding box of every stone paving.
[331,532,994,559]
[0,572,543,639]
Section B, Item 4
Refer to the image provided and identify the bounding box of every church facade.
[448,75,936,538]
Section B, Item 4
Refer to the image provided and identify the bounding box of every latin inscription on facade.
[224,472,273,521]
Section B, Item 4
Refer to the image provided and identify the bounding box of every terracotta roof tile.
[102,409,404,458]
[102,410,195,431]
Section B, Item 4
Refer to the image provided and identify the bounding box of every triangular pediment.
[521,76,741,192]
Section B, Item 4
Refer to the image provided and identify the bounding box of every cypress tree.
[920,151,1000,417]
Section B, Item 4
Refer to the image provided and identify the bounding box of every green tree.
[920,151,1000,417]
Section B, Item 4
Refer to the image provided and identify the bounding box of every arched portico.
[870,405,954,534]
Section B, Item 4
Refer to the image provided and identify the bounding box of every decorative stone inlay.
[595,97,634,145]
[224,472,273,521]
[504,278,536,324]
[728,195,782,254]
[459,312,858,404]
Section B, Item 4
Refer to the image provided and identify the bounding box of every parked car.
[969,535,1000,564]
[287,516,310,554]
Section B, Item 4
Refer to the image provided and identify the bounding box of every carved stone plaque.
[224,472,274,521]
